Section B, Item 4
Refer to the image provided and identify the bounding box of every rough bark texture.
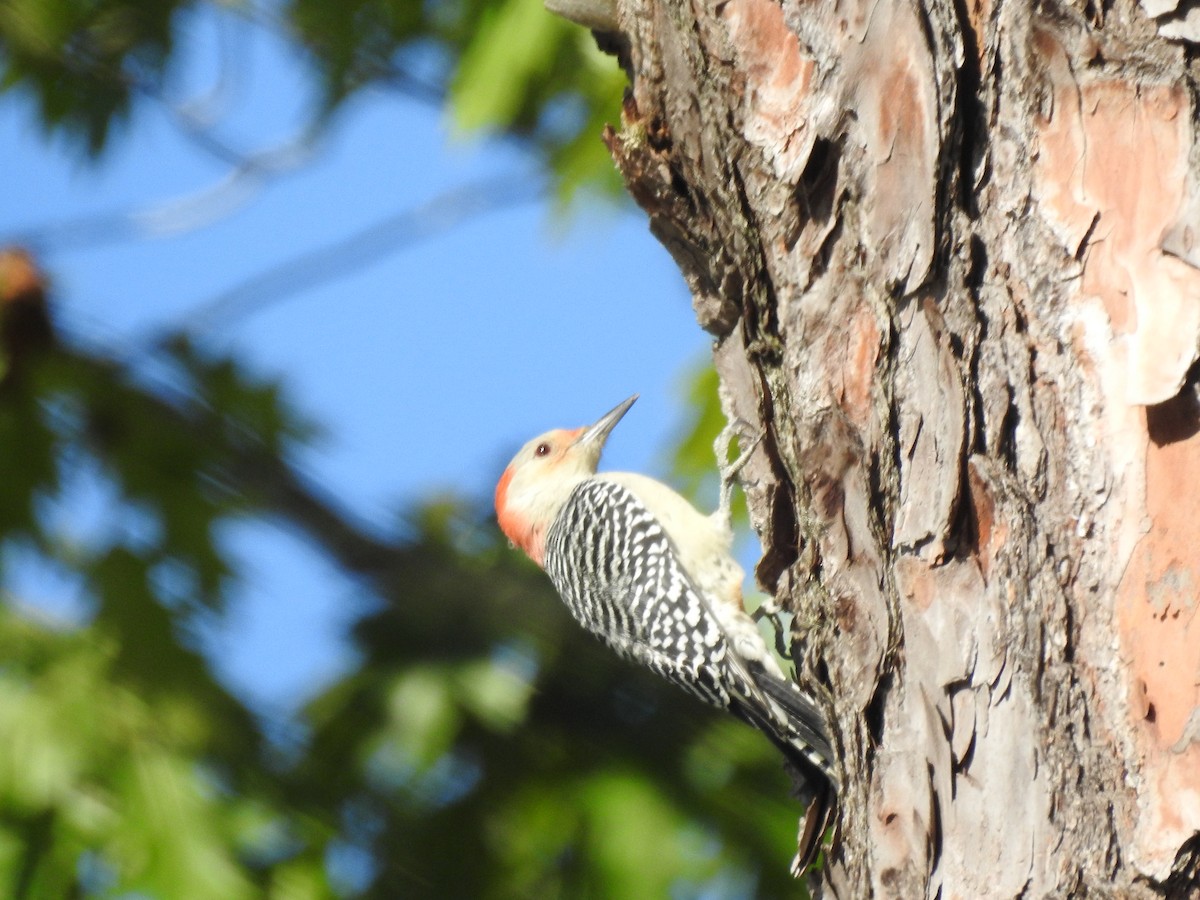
[589,0,1200,895]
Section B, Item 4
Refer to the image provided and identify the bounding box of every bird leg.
[713,421,763,533]
[751,596,794,660]
[714,424,792,658]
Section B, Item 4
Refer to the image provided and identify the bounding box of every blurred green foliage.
[0,0,176,152]
[0,0,811,895]
[1,0,626,199]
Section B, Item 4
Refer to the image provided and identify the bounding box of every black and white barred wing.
[544,478,732,708]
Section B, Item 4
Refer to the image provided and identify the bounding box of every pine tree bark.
[584,0,1200,895]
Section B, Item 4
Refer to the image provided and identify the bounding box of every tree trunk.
[582,0,1200,895]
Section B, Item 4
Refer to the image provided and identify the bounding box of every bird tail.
[755,672,837,780]
[717,637,838,876]
[792,777,836,876]
[729,667,838,876]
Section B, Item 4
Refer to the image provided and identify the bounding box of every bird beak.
[576,395,638,449]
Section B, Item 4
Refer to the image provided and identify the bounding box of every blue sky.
[2,8,711,719]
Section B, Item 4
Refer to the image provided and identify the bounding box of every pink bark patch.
[835,303,881,427]
[1036,78,1200,405]
[1036,57,1200,873]
[966,461,1008,584]
[719,0,816,182]
[1116,417,1200,874]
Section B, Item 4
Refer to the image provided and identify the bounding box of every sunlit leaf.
[451,0,564,132]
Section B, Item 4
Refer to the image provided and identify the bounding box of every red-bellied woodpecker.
[495,394,837,873]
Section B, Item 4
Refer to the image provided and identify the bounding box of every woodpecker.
[495,394,837,873]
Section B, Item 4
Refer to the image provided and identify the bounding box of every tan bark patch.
[844,0,938,290]
[891,552,1043,893]
[1034,53,1200,875]
[892,303,965,559]
[966,459,1008,583]
[895,555,937,612]
[897,555,993,685]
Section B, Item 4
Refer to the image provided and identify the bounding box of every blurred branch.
[73,346,404,582]
[7,134,317,254]
[164,172,546,342]
[229,436,399,578]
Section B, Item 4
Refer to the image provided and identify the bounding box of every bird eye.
[535,442,551,457]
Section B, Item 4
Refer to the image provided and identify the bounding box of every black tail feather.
[756,672,836,776]
[792,778,835,876]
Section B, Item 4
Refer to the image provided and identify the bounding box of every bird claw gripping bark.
[712,423,793,659]
[752,597,794,660]
[713,419,763,535]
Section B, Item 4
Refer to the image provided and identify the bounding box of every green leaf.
[450,0,566,133]
[108,751,257,899]
[580,769,701,896]
[453,655,536,733]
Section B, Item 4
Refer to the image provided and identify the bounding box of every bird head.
[495,395,636,567]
